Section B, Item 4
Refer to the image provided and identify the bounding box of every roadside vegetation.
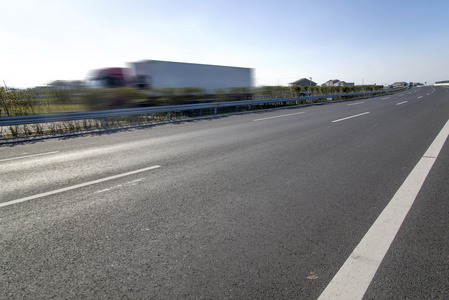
[1,83,388,138]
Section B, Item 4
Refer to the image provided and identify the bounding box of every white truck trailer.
[129,60,253,92]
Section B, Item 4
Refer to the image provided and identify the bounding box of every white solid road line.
[0,165,161,208]
[318,119,449,300]
[331,112,370,123]
[396,101,408,105]
[418,96,423,99]
[347,102,364,106]
[381,97,391,99]
[253,111,305,122]
[0,151,59,162]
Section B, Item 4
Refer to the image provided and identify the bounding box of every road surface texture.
[1,86,448,299]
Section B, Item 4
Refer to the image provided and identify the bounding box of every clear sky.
[1,0,448,88]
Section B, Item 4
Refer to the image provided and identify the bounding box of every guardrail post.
[167,112,171,120]
[214,107,217,114]
[100,118,106,129]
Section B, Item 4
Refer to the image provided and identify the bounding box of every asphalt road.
[1,86,449,299]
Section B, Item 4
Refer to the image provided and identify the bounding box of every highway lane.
[1,86,448,299]
[0,86,438,202]
[364,133,449,299]
[1,86,439,202]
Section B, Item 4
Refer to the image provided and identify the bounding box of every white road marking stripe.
[381,97,390,99]
[331,112,370,123]
[0,151,59,162]
[318,119,449,300]
[253,111,305,122]
[347,102,364,106]
[0,165,161,208]
[418,96,423,99]
[94,178,145,194]
[128,178,145,183]
[396,101,408,105]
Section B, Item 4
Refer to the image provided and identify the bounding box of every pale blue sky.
[1,0,448,88]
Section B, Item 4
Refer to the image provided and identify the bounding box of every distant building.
[289,78,317,87]
[321,79,354,87]
[322,79,340,86]
[47,80,86,89]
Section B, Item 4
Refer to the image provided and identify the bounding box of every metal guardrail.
[0,89,401,127]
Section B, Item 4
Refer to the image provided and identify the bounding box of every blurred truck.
[88,60,253,92]
[129,60,252,92]
[88,68,130,88]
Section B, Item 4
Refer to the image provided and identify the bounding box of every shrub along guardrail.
[0,87,403,137]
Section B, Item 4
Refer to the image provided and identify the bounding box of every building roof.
[48,80,68,86]
[289,78,316,85]
[47,80,86,88]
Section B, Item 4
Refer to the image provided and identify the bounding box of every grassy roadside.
[1,84,390,138]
